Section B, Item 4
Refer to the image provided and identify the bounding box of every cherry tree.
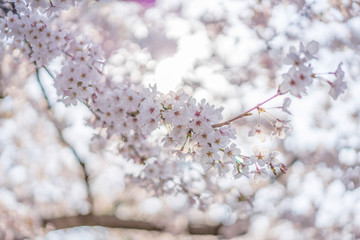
[0,0,359,239]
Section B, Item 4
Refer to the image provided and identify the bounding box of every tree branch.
[35,67,94,213]
[42,214,249,236]
[212,91,282,128]
[43,215,163,232]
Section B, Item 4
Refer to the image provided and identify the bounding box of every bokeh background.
[0,0,359,239]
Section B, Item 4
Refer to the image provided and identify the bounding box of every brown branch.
[212,112,253,128]
[42,214,249,236]
[43,215,163,232]
[212,91,281,128]
[56,128,94,212]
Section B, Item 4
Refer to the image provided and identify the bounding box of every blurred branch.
[35,68,51,109]
[43,215,163,232]
[35,67,94,213]
[42,214,249,236]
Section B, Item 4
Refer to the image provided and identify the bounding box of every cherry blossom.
[223,143,241,162]
[248,124,266,142]
[282,97,292,115]
[0,2,352,234]
[328,63,347,100]
[0,1,346,183]
[250,147,269,168]
[270,120,292,140]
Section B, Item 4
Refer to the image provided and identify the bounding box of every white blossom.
[329,63,347,100]
[282,97,292,115]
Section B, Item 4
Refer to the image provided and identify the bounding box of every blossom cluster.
[7,0,84,16]
[0,1,105,106]
[0,1,348,187]
[160,90,241,176]
[0,8,68,67]
[54,39,104,106]
[279,41,347,100]
[88,81,161,163]
[279,41,319,98]
[326,63,347,100]
[89,82,243,177]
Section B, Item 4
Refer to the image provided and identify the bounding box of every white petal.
[307,41,319,55]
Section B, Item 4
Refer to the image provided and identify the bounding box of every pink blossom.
[328,63,347,100]
[282,97,292,115]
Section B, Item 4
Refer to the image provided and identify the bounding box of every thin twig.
[43,66,56,80]
[35,68,51,109]
[212,91,281,128]
[42,214,248,236]
[35,67,94,213]
[42,213,250,237]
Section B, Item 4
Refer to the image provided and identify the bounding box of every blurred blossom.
[0,0,359,239]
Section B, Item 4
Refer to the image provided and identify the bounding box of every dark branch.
[42,214,249,236]
[35,68,51,109]
[43,215,163,232]
[35,67,94,213]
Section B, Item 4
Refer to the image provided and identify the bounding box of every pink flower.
[223,143,241,161]
[279,67,309,98]
[249,124,266,142]
[201,146,220,163]
[328,63,347,100]
[283,46,301,66]
[300,41,319,61]
[251,168,268,181]
[249,147,269,167]
[282,97,292,115]
[271,120,292,140]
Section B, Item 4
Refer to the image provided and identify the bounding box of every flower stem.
[212,92,281,128]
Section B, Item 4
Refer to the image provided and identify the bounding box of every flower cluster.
[0,2,348,187]
[279,41,347,100]
[0,1,106,105]
[54,39,104,105]
[0,2,357,237]
[89,84,242,177]
[279,41,319,98]
[7,0,84,16]
[327,63,347,100]
[0,4,69,67]
[160,90,241,176]
[90,81,160,139]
